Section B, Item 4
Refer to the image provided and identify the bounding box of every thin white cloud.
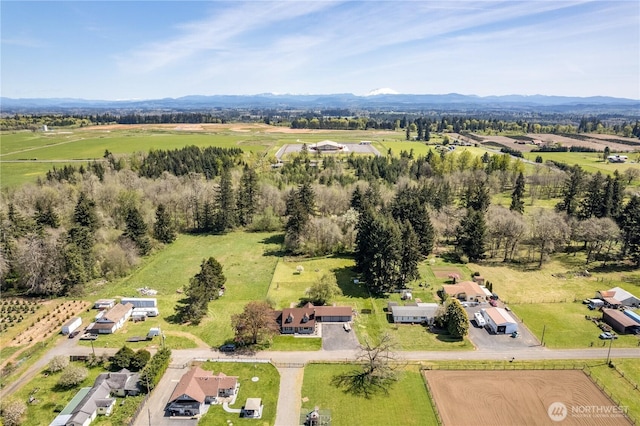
[117,1,339,73]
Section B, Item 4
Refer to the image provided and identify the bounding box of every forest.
[1,132,639,299]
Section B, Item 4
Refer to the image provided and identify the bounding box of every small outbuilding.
[94,299,115,310]
[482,308,518,334]
[242,398,263,419]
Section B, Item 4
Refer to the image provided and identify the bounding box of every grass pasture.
[301,363,438,426]
[523,151,640,176]
[81,231,281,349]
[199,361,279,426]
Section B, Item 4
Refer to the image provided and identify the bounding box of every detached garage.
[482,308,518,334]
[602,308,640,334]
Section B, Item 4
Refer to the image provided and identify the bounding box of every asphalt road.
[3,335,639,426]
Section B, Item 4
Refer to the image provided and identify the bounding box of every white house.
[482,307,518,334]
[390,303,439,324]
[91,303,133,334]
[62,317,82,335]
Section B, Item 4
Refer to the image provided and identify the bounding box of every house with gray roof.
[390,303,439,324]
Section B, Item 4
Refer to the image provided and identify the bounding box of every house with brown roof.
[91,303,134,334]
[166,366,239,417]
[274,303,353,335]
[442,281,487,302]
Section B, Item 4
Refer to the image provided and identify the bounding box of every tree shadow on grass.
[260,234,286,257]
[332,264,369,299]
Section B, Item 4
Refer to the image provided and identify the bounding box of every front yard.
[301,363,438,426]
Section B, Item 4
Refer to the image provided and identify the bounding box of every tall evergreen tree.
[557,165,584,216]
[456,209,487,262]
[236,164,258,226]
[214,169,237,232]
[175,257,226,324]
[124,207,151,255]
[153,204,176,244]
[398,221,420,288]
[462,178,490,212]
[619,196,640,266]
[355,209,401,295]
[577,171,604,219]
[509,172,525,214]
[73,192,98,231]
[445,299,469,338]
[391,186,434,256]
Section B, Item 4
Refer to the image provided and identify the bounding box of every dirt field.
[430,267,464,280]
[82,122,317,134]
[424,370,631,425]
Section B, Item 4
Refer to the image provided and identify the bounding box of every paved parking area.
[275,143,380,160]
[133,366,198,426]
[321,324,360,351]
[465,304,541,351]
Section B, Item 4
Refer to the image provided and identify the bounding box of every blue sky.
[1,1,639,100]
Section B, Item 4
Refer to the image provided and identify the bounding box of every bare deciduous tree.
[331,334,400,398]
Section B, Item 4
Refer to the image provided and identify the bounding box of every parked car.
[489,299,498,307]
[343,322,352,332]
[511,331,520,338]
[79,333,98,340]
[599,332,618,340]
[218,344,236,352]
[68,330,80,339]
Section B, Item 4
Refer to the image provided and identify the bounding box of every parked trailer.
[61,317,82,335]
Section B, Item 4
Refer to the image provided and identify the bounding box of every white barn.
[482,307,518,334]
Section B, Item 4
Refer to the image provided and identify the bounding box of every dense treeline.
[2,113,639,139]
[2,142,640,298]
[138,145,243,179]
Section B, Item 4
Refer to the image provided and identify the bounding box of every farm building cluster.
[588,287,640,335]
[65,298,161,337]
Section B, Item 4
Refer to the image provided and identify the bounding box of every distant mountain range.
[1,93,639,114]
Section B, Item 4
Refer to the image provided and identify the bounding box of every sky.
[1,1,639,100]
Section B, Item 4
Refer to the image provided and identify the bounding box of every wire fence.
[422,375,443,426]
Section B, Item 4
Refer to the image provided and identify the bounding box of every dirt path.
[162,331,210,349]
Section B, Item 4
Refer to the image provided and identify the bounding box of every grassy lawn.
[468,257,640,304]
[301,363,438,426]
[268,335,322,351]
[511,302,640,348]
[82,232,281,349]
[198,361,279,426]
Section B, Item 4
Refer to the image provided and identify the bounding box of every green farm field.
[523,151,640,175]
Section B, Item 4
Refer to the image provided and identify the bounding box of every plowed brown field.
[424,370,631,425]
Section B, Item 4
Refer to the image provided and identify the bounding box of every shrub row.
[139,347,171,392]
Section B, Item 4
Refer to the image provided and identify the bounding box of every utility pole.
[606,337,613,364]
[90,339,95,357]
[540,324,546,347]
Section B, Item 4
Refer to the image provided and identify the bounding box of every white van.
[474,312,486,327]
